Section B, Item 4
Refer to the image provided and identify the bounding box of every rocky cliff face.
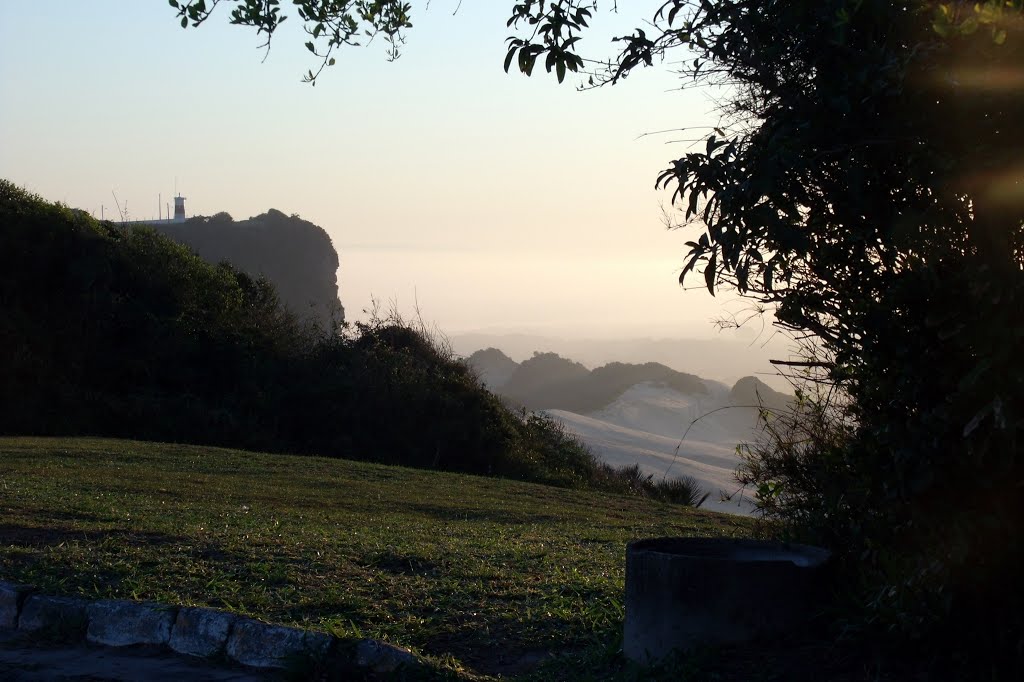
[154,210,343,329]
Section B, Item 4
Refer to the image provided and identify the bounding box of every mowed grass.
[0,437,753,678]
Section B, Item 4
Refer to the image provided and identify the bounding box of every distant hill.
[499,352,591,409]
[728,376,791,412]
[154,210,343,329]
[470,351,711,413]
[463,344,796,514]
[450,331,794,391]
[591,361,707,399]
[465,348,519,389]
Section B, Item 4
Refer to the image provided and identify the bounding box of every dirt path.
[0,631,275,681]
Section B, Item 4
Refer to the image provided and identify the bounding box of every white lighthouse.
[173,195,186,223]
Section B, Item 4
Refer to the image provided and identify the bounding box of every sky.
[0,1,785,358]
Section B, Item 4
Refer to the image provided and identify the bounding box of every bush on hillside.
[740,315,1024,673]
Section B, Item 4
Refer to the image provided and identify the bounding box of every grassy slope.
[0,437,752,679]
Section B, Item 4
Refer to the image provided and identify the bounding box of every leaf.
[736,261,749,291]
[556,59,567,83]
[686,189,699,218]
[181,16,188,28]
[705,251,717,295]
[679,252,702,283]
[519,48,531,75]
[963,405,990,437]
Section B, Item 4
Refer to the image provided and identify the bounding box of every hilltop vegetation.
[155,209,343,329]
[0,180,700,502]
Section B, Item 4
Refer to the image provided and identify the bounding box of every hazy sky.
[0,1,779,347]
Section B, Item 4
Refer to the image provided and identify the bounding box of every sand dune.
[546,382,766,515]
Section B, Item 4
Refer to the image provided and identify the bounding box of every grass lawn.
[0,437,754,679]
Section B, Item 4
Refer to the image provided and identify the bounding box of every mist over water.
[450,332,794,393]
[339,246,794,390]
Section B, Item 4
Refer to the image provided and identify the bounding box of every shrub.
[738,317,1024,676]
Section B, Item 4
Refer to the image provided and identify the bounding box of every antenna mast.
[111,191,125,222]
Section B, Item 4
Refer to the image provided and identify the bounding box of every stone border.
[0,581,419,674]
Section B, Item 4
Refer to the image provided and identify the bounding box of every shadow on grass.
[400,502,561,526]
[0,524,188,549]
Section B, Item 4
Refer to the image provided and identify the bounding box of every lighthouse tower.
[173,195,186,223]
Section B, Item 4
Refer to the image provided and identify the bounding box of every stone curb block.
[304,629,334,659]
[169,606,237,658]
[226,618,333,669]
[355,638,420,673]
[0,581,425,674]
[18,595,90,633]
[0,582,33,630]
[86,599,176,647]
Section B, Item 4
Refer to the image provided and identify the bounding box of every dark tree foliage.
[558,1,1021,666]
[557,2,1022,668]
[596,4,1022,665]
[168,0,414,82]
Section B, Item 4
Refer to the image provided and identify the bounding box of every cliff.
[154,209,343,329]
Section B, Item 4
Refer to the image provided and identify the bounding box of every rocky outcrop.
[154,209,343,330]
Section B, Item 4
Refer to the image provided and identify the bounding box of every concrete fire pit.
[624,537,831,664]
